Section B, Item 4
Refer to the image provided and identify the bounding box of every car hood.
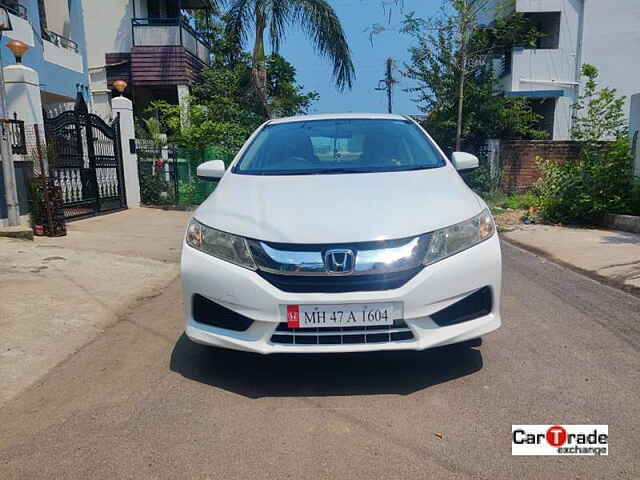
[194,167,484,244]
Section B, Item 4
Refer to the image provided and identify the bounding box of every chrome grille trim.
[247,235,430,277]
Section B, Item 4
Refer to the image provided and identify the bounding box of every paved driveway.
[1,232,638,478]
[0,208,191,405]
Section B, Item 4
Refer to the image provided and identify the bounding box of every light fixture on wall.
[7,40,29,64]
[113,80,127,96]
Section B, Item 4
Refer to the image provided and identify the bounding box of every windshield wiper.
[307,168,369,174]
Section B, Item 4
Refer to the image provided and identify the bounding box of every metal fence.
[136,141,232,207]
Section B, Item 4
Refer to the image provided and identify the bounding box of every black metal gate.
[45,94,127,220]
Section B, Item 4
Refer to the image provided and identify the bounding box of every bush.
[535,140,633,223]
[534,65,635,223]
[631,180,640,216]
[28,178,45,226]
[140,171,175,206]
[462,164,502,196]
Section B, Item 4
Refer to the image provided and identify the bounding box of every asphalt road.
[1,242,639,479]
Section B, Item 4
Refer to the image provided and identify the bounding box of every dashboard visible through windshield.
[233,119,446,175]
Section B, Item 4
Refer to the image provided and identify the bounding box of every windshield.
[233,119,446,175]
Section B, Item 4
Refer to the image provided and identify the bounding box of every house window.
[524,12,561,49]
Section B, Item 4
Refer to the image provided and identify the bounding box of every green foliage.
[145,48,317,156]
[404,5,548,152]
[461,164,502,196]
[27,178,44,226]
[631,181,640,215]
[534,65,634,223]
[225,0,354,111]
[484,191,537,210]
[571,64,628,143]
[267,54,320,117]
[140,171,175,206]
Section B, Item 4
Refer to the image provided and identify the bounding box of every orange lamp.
[113,80,128,96]
[7,40,29,63]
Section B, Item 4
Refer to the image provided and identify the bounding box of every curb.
[603,213,640,234]
[502,236,640,299]
[0,226,33,241]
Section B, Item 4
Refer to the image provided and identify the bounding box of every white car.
[181,114,501,354]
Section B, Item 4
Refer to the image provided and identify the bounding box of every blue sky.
[278,0,439,115]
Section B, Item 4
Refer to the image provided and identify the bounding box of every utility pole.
[0,10,18,226]
[375,58,397,114]
[455,9,468,153]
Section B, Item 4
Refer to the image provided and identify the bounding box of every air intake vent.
[431,287,492,327]
[192,294,253,332]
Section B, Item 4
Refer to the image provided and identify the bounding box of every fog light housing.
[431,287,492,327]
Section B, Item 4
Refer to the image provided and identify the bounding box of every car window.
[234,119,445,175]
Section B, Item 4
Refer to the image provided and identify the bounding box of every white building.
[481,0,640,141]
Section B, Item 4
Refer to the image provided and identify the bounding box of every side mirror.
[451,152,479,172]
[197,160,226,180]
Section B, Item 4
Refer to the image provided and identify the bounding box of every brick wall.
[498,140,581,192]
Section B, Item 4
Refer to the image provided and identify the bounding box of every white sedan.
[181,114,501,354]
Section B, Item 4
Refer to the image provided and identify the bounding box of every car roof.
[267,113,409,125]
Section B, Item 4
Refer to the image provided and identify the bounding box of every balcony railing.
[132,17,211,65]
[0,0,27,20]
[499,50,512,77]
[44,30,79,53]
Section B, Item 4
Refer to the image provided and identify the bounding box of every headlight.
[424,209,495,265]
[186,219,256,270]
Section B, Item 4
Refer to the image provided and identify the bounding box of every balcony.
[510,48,574,90]
[132,17,211,65]
[43,31,79,53]
[0,0,27,20]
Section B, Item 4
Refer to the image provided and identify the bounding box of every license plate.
[286,303,403,329]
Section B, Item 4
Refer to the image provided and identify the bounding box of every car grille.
[257,267,423,293]
[270,319,414,345]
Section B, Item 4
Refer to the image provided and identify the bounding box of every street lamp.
[0,6,19,226]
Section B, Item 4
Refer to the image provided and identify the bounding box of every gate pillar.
[112,96,140,208]
[4,63,44,127]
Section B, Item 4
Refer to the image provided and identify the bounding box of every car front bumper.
[181,233,502,354]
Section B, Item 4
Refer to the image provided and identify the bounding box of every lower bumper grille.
[270,319,414,346]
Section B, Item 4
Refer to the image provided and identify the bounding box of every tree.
[144,51,318,155]
[403,0,543,151]
[404,4,547,153]
[225,0,354,116]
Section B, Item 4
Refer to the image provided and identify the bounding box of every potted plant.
[27,178,46,235]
